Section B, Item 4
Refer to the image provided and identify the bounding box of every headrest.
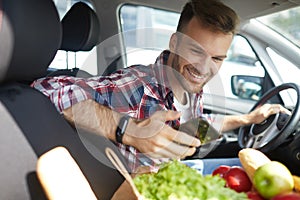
[60,2,100,52]
[0,0,62,83]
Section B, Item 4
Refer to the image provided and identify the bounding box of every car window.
[119,4,264,101]
[257,6,300,48]
[267,47,300,86]
[266,47,299,106]
[120,4,179,66]
[49,0,98,75]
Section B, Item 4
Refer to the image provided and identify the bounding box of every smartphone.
[178,117,222,144]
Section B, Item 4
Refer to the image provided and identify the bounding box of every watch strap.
[115,115,130,144]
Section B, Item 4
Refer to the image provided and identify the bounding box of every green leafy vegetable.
[133,160,248,200]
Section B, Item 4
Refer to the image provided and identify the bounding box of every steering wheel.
[238,83,300,152]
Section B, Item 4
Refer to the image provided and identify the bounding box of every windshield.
[257,6,300,106]
[257,6,300,47]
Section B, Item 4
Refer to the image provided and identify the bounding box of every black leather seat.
[0,0,124,199]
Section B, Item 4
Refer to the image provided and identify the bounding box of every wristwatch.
[115,115,130,144]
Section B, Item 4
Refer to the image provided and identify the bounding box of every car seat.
[47,1,123,78]
[0,0,124,199]
[47,2,100,78]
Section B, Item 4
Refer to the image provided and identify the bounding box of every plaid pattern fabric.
[31,50,205,171]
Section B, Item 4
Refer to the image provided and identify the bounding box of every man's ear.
[169,33,177,52]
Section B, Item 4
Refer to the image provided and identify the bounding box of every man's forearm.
[62,99,122,141]
[221,114,250,132]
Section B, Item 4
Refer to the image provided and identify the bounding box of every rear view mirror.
[231,75,263,101]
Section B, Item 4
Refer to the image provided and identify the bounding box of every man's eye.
[191,48,205,56]
[191,48,199,53]
[212,57,224,62]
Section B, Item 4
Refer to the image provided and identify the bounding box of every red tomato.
[223,166,252,193]
[247,191,265,200]
[212,165,231,178]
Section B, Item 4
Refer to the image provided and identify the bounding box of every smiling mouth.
[186,67,208,80]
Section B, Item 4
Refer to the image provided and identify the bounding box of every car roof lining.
[92,0,300,23]
[224,0,300,21]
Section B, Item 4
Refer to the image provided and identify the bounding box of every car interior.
[1,0,300,199]
[0,0,125,199]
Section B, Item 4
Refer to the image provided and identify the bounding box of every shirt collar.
[152,50,173,100]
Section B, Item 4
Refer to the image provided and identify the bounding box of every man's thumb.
[164,110,181,121]
[151,110,181,122]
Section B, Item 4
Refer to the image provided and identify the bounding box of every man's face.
[169,17,233,93]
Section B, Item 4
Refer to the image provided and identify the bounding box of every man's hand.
[244,103,291,125]
[222,103,291,132]
[123,110,201,160]
[63,99,200,160]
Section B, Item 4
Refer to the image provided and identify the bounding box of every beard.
[171,54,211,94]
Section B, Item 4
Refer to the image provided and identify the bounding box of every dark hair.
[176,0,239,34]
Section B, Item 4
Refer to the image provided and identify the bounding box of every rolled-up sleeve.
[31,76,94,113]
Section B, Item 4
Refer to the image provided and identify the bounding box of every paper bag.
[111,179,141,200]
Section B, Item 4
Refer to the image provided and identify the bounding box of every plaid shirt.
[31,50,205,171]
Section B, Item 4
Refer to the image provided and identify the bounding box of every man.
[32,0,289,171]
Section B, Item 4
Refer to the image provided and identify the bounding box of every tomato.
[212,165,252,193]
[223,166,252,193]
[247,191,265,200]
[212,165,231,178]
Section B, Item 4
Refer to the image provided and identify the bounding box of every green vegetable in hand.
[133,160,248,200]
